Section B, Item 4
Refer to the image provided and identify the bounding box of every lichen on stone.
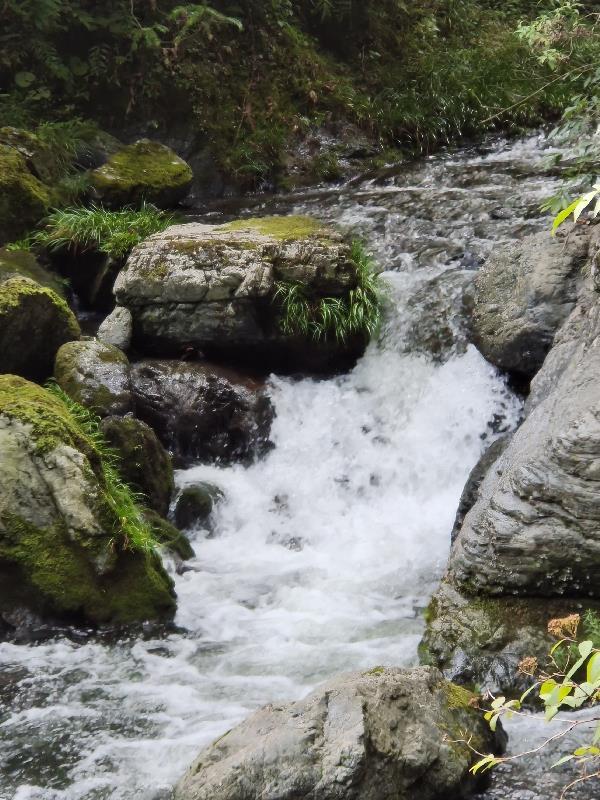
[222,214,326,241]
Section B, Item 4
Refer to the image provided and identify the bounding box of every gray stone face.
[97,306,133,351]
[174,666,502,800]
[468,226,589,377]
[450,276,600,597]
[114,218,364,370]
[54,338,132,417]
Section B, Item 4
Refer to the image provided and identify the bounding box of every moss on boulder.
[0,144,51,244]
[0,375,175,625]
[0,276,80,382]
[143,509,194,561]
[90,139,193,208]
[0,247,66,296]
[54,338,132,417]
[100,414,174,516]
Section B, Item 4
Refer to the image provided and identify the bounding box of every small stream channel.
[0,133,587,800]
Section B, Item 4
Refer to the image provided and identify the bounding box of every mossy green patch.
[222,215,326,241]
[0,144,50,244]
[90,140,192,208]
[0,247,66,296]
[443,681,476,711]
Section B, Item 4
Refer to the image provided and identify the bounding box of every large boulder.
[90,139,193,208]
[468,226,589,378]
[0,376,175,625]
[100,415,174,516]
[54,339,132,417]
[130,359,274,464]
[114,216,368,372]
[0,276,80,382]
[0,144,50,244]
[174,666,503,800]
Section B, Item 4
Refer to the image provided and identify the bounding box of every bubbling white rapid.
[0,133,575,800]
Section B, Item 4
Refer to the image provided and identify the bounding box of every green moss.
[0,247,66,296]
[222,215,326,241]
[364,665,385,676]
[90,140,192,207]
[0,277,78,333]
[443,681,476,711]
[143,510,194,561]
[0,144,50,243]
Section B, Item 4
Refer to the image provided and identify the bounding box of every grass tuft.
[46,383,157,554]
[34,203,176,260]
[274,239,382,343]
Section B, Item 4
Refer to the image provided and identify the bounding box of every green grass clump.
[46,383,157,554]
[35,203,176,260]
[275,239,382,343]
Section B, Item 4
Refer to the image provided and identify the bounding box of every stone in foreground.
[90,139,193,208]
[115,216,368,372]
[0,376,175,626]
[174,666,503,800]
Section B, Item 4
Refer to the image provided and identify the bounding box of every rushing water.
[0,133,583,800]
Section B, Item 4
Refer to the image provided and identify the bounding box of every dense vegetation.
[1,1,597,188]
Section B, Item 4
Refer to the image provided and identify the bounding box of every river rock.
[468,226,589,378]
[173,483,223,530]
[0,375,175,625]
[174,665,503,800]
[114,216,366,372]
[143,509,194,561]
[100,415,174,516]
[90,139,193,208]
[97,306,133,351]
[0,144,50,244]
[54,339,132,417]
[130,359,274,464]
[0,276,80,382]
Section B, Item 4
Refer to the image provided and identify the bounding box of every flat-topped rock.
[114,216,371,372]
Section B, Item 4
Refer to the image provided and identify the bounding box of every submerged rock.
[54,339,132,417]
[0,276,80,382]
[0,375,175,625]
[173,483,223,530]
[143,509,194,561]
[90,139,193,208]
[97,306,133,351]
[174,665,503,800]
[114,216,368,372]
[130,359,273,465]
[100,415,174,517]
[0,144,50,244]
[468,226,589,378]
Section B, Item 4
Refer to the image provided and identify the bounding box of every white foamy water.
[0,133,576,799]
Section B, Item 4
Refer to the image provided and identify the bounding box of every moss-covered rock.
[173,483,223,530]
[100,414,174,516]
[0,247,66,296]
[90,139,193,208]
[0,144,51,244]
[54,339,132,417]
[0,276,80,381]
[0,375,175,625]
[143,509,194,561]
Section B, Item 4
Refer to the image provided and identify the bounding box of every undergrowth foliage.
[46,383,157,554]
[275,240,382,343]
[34,203,176,259]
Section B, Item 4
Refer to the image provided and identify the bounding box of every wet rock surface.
[174,666,503,800]
[173,483,223,530]
[54,338,132,417]
[97,306,133,351]
[468,226,589,378]
[130,359,274,465]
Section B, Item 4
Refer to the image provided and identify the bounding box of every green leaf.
[552,754,575,768]
[587,651,600,683]
[14,71,36,88]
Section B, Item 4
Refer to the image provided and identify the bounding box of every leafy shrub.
[34,203,176,260]
[46,383,157,554]
[275,239,382,342]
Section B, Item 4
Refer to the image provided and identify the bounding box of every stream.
[0,133,587,800]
